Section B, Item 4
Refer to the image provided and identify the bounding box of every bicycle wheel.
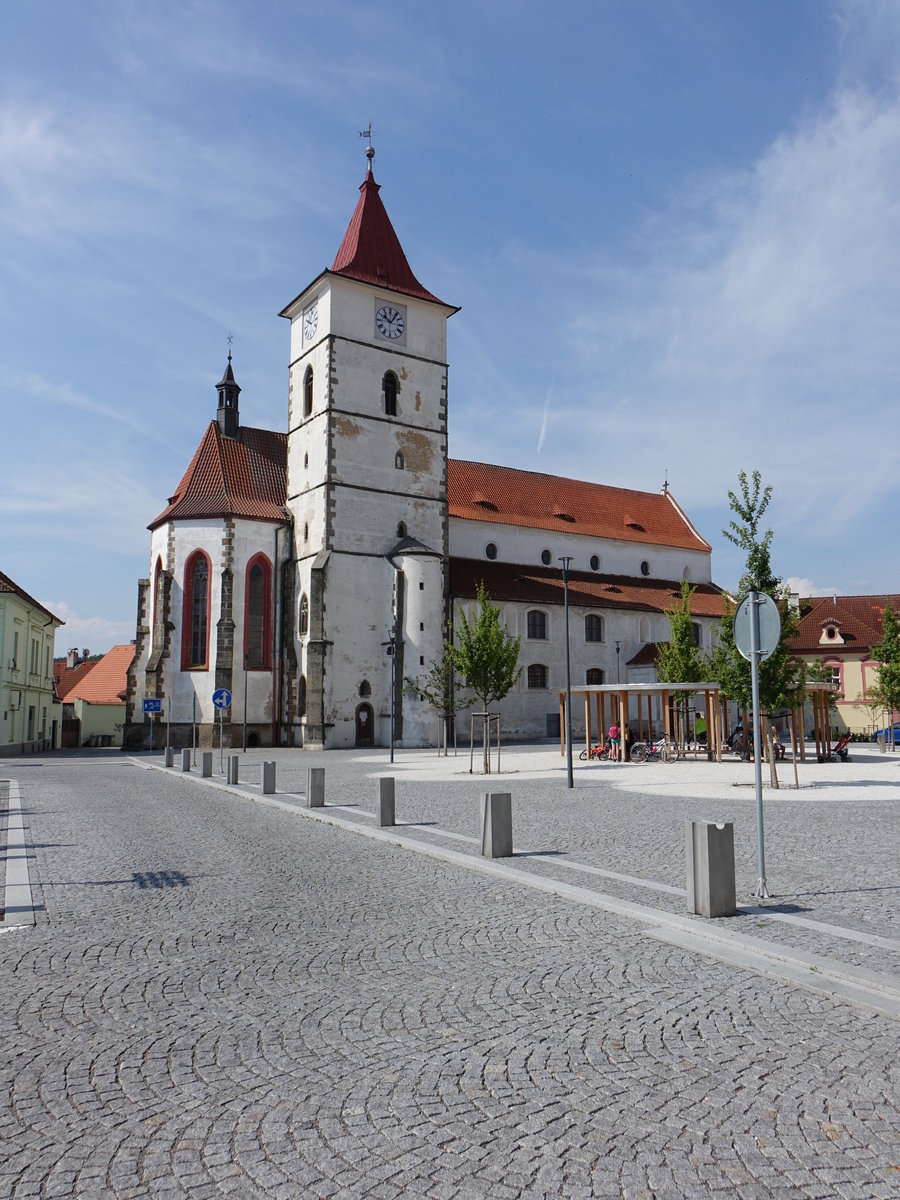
[630,743,647,763]
[579,749,588,761]
[660,743,679,764]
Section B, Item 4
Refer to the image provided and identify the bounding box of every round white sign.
[734,592,781,662]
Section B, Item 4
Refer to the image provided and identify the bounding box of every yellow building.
[791,594,900,737]
[0,570,64,752]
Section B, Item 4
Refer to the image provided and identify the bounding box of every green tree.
[404,637,472,754]
[708,470,805,783]
[452,583,522,771]
[869,600,900,748]
[657,580,708,747]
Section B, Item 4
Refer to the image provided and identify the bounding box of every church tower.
[280,147,457,748]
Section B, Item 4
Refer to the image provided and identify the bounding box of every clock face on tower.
[303,303,318,341]
[375,303,406,341]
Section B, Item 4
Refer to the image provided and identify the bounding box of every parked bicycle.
[630,737,680,764]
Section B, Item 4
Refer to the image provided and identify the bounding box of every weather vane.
[359,122,376,168]
[226,331,234,360]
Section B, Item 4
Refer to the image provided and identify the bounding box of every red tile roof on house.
[0,570,64,625]
[790,594,900,656]
[331,168,450,306]
[150,423,289,530]
[449,558,725,617]
[53,658,99,701]
[62,644,135,705]
[448,461,712,551]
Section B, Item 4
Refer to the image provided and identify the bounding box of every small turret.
[216,350,241,439]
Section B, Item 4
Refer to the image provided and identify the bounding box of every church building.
[124,149,724,750]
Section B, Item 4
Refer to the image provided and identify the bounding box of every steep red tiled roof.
[790,594,900,656]
[0,570,63,625]
[448,461,711,551]
[53,659,98,701]
[449,558,725,617]
[150,423,289,529]
[63,644,135,705]
[331,169,448,305]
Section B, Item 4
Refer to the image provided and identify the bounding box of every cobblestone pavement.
[1,746,899,1199]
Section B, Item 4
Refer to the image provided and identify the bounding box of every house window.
[640,560,650,577]
[395,451,405,470]
[590,554,601,572]
[485,542,497,560]
[540,549,552,565]
[299,593,309,637]
[527,664,548,689]
[244,555,272,670]
[585,614,603,643]
[383,371,398,416]
[182,550,211,669]
[823,660,843,696]
[691,622,702,648]
[527,610,547,640]
[586,668,604,685]
[304,365,313,417]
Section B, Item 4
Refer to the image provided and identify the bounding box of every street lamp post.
[559,557,574,789]
[615,640,621,683]
[242,650,248,753]
[383,635,396,764]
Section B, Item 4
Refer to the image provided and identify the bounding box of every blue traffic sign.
[212,688,232,709]
[142,698,163,714]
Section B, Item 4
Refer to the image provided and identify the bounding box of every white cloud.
[785,577,838,598]
[40,600,134,656]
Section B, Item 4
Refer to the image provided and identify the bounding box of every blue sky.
[3,0,900,653]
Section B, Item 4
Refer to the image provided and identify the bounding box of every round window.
[590,554,600,572]
[485,542,497,560]
[640,560,650,577]
[541,549,552,566]
[826,626,836,639]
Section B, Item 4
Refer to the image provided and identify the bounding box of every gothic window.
[586,668,604,685]
[527,610,547,640]
[304,365,313,417]
[383,371,398,416]
[182,550,211,669]
[299,593,309,637]
[527,664,548,689]
[152,556,163,632]
[244,555,272,670]
[397,522,407,538]
[585,614,603,643]
[395,450,405,470]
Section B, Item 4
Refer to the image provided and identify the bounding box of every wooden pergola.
[558,682,726,763]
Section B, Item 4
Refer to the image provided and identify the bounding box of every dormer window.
[819,621,844,645]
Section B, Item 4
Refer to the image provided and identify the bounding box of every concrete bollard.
[481,792,513,858]
[201,752,213,778]
[164,747,175,768]
[307,767,325,808]
[686,820,736,918]
[262,761,276,794]
[376,776,395,827]
[227,755,239,785]
[181,748,191,772]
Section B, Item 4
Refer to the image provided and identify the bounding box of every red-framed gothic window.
[244,553,272,670]
[181,550,211,670]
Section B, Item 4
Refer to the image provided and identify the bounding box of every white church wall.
[449,517,712,583]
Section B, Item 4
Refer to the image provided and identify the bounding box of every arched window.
[383,371,398,416]
[527,664,548,689]
[152,556,163,631]
[181,550,211,669]
[397,522,407,538]
[585,614,603,643]
[586,668,604,685]
[304,365,313,417]
[299,593,309,637]
[527,610,547,640]
[244,554,272,670]
[359,679,371,697]
[639,616,651,642]
[395,450,405,470]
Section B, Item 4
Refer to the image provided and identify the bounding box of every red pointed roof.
[150,422,288,529]
[62,644,134,705]
[448,460,712,552]
[790,594,900,655]
[331,168,448,305]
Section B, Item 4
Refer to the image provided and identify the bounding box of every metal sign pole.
[192,693,196,766]
[750,590,769,899]
[219,705,224,774]
[166,696,170,751]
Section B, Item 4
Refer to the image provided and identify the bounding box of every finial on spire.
[663,470,669,495]
[226,330,233,362]
[359,122,375,173]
